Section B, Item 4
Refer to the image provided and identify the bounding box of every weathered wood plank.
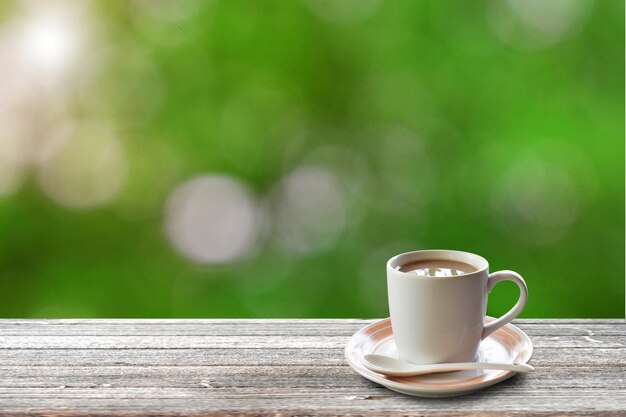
[0,322,623,336]
[0,319,623,416]
[0,388,624,414]
[0,346,621,367]
[0,365,623,389]
[0,335,622,349]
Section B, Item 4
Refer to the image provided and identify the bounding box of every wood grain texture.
[0,319,624,416]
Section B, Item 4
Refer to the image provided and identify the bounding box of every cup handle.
[481,270,528,340]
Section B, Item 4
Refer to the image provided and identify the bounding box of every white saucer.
[345,317,533,397]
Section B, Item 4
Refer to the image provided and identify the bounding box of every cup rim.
[386,249,489,279]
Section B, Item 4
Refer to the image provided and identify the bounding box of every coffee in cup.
[396,259,477,277]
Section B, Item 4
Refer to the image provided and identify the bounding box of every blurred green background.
[0,0,623,318]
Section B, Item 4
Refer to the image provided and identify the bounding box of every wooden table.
[0,319,624,416]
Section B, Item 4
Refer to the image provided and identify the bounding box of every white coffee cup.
[387,249,528,365]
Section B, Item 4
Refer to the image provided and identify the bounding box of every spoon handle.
[407,362,534,375]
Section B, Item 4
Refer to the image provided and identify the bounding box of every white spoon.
[363,354,534,377]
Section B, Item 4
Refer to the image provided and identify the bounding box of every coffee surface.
[396,259,477,277]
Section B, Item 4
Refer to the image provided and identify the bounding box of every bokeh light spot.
[488,0,593,49]
[294,142,370,227]
[13,1,91,86]
[165,175,261,264]
[270,166,347,254]
[37,123,128,209]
